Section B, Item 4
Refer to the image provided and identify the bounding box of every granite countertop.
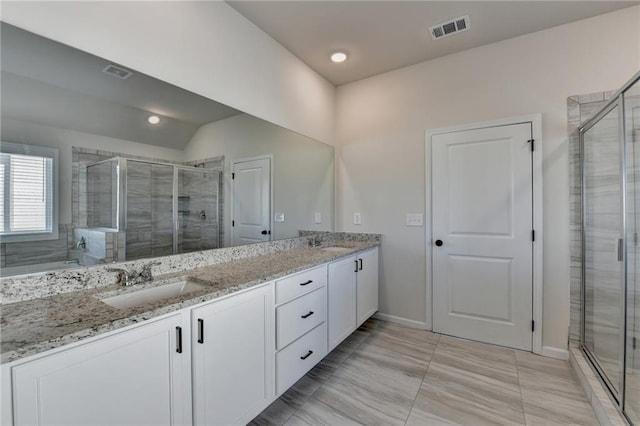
[1,241,378,364]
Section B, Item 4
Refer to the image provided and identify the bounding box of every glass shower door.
[176,168,220,253]
[625,78,640,423]
[125,161,174,260]
[583,102,624,398]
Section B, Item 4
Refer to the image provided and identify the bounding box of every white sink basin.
[320,246,351,252]
[100,279,206,310]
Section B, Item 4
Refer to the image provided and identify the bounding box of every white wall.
[185,114,334,246]
[0,1,335,145]
[1,117,184,224]
[336,7,640,352]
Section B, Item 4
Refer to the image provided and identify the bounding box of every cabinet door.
[12,313,191,426]
[192,284,274,426]
[357,248,379,327]
[328,255,357,351]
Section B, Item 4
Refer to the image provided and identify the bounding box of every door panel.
[432,123,533,351]
[232,158,270,246]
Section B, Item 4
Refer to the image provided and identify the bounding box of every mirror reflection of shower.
[85,157,222,262]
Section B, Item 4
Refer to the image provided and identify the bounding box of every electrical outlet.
[353,212,361,225]
[314,212,322,224]
[406,213,423,227]
[274,212,285,223]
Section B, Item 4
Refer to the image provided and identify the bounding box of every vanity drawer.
[276,322,327,396]
[277,286,327,349]
[275,265,327,305]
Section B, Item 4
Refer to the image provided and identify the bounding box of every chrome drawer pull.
[300,350,313,360]
[300,280,313,286]
[301,311,314,319]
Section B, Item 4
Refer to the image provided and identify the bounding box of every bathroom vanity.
[0,234,379,425]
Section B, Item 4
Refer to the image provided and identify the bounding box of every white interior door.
[232,158,271,246]
[432,123,533,351]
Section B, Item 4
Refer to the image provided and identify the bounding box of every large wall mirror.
[0,22,335,277]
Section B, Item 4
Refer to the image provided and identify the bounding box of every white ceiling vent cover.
[102,64,133,80]
[430,15,470,40]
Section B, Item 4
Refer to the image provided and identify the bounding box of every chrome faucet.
[308,235,321,248]
[108,268,134,286]
[76,237,86,250]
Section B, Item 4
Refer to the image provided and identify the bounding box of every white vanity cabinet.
[191,283,274,426]
[274,266,328,395]
[9,312,191,426]
[356,248,379,327]
[328,247,379,350]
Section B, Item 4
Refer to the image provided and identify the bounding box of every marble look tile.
[249,375,322,426]
[331,341,427,401]
[432,335,519,384]
[364,321,439,362]
[405,405,457,426]
[517,353,597,425]
[414,358,525,425]
[313,375,414,426]
[284,397,362,426]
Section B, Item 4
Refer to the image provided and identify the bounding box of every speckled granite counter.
[1,240,379,364]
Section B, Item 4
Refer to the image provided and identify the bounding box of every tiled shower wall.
[568,91,616,342]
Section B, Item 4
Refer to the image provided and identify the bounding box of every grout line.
[402,332,441,425]
[513,351,528,425]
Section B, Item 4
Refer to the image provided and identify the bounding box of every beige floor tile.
[414,360,526,425]
[313,375,414,426]
[284,397,363,426]
[365,322,439,361]
[331,342,427,400]
[252,322,599,426]
[405,405,458,426]
[434,335,519,385]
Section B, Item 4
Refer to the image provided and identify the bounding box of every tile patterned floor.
[250,319,598,426]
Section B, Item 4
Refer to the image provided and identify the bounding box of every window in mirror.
[0,141,58,242]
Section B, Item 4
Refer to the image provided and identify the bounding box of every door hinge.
[531,320,535,332]
[532,230,535,242]
[528,139,535,152]
[232,172,235,179]
[633,336,637,350]
[232,220,235,227]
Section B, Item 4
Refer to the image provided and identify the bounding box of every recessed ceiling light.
[148,115,160,124]
[330,51,348,63]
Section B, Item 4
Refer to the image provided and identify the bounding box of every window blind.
[0,152,53,235]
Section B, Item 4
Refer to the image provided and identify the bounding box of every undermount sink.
[320,246,351,252]
[100,279,206,310]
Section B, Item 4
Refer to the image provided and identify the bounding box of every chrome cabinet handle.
[300,350,313,360]
[301,311,314,319]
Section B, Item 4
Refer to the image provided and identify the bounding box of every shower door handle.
[617,238,624,262]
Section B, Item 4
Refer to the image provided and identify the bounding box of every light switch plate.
[314,212,322,224]
[353,212,361,225]
[275,212,285,223]
[406,213,423,227]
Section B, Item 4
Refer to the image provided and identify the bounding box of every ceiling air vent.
[102,64,133,80]
[430,15,470,40]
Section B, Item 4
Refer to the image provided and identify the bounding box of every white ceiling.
[228,1,639,86]
[1,23,241,150]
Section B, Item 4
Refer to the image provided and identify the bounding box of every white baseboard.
[373,312,428,330]
[542,345,569,360]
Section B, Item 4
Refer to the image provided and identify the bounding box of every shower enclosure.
[86,157,222,261]
[581,72,640,424]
